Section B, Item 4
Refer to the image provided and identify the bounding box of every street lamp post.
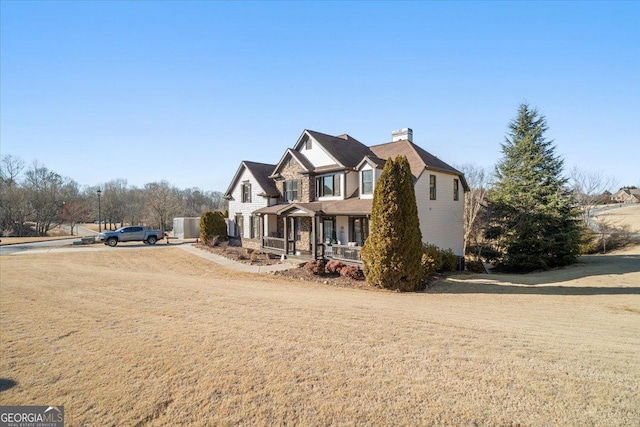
[97,189,102,233]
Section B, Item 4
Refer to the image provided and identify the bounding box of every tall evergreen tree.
[488,104,581,272]
[361,155,423,291]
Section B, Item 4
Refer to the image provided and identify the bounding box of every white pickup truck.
[98,226,165,247]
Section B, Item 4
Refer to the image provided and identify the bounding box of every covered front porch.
[254,199,372,264]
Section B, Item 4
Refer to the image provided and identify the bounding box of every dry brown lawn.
[596,204,640,232]
[1,245,638,426]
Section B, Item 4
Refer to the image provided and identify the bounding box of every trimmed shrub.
[340,265,364,280]
[361,156,423,292]
[465,260,484,273]
[422,243,457,275]
[305,259,326,275]
[325,260,346,275]
[421,252,437,277]
[441,248,457,272]
[422,244,443,272]
[200,211,227,245]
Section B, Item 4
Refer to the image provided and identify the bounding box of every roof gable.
[271,149,313,177]
[355,155,386,171]
[224,161,278,199]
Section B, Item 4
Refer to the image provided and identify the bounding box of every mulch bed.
[195,242,371,289]
[274,267,373,290]
[196,243,282,266]
[195,242,445,291]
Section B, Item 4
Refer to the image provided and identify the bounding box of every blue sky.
[1,1,638,192]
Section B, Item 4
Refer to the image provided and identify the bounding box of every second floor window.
[362,170,373,195]
[430,175,436,200]
[284,180,299,202]
[316,174,341,197]
[453,179,459,201]
[241,182,251,203]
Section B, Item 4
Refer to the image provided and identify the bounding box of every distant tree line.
[0,155,227,236]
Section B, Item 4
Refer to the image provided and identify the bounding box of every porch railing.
[328,244,362,263]
[263,236,286,251]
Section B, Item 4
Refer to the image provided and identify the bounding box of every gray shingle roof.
[225,161,279,199]
[306,130,373,169]
[244,161,279,197]
[370,139,470,190]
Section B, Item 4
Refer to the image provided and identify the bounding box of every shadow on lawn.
[430,253,640,295]
[0,378,17,393]
[430,283,640,295]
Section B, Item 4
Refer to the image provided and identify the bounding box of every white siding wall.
[414,170,464,256]
[265,214,278,236]
[345,170,359,199]
[300,136,334,167]
[227,167,270,238]
[336,216,350,245]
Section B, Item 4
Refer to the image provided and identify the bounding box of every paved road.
[0,238,83,256]
[0,225,99,256]
[59,224,97,237]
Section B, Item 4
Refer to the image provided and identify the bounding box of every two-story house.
[224,128,469,262]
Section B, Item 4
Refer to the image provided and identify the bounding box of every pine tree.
[361,156,423,291]
[488,104,581,272]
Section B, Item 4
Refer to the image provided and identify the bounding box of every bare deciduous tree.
[569,166,617,226]
[60,199,90,235]
[181,188,227,217]
[23,162,78,235]
[101,179,129,229]
[144,181,184,231]
[456,163,492,257]
[0,155,29,235]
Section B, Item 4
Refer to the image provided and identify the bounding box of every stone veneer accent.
[276,161,314,203]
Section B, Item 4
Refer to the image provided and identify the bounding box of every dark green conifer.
[200,211,227,244]
[488,104,581,272]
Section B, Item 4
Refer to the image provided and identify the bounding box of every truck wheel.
[107,237,118,247]
[147,236,157,245]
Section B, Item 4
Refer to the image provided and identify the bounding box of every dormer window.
[362,170,373,195]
